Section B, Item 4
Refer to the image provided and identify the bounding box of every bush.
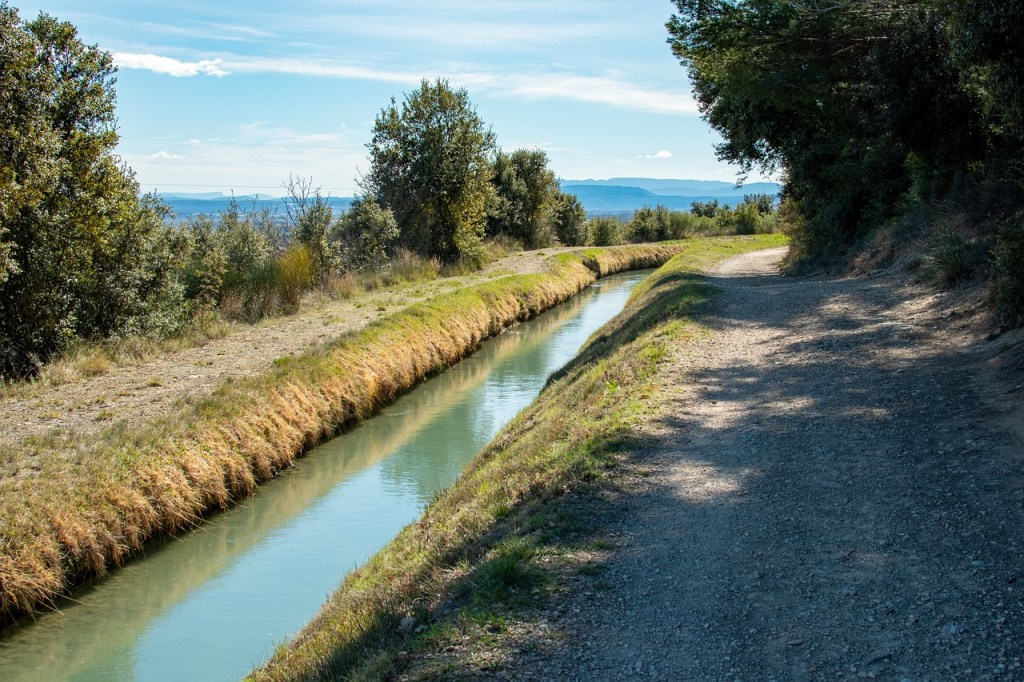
[333,196,399,271]
[629,206,664,242]
[923,218,985,286]
[990,214,1024,328]
[181,215,227,310]
[589,216,625,246]
[276,244,316,312]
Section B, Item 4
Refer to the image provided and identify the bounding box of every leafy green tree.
[589,216,625,246]
[553,192,588,246]
[629,205,666,243]
[743,194,774,215]
[690,200,719,218]
[668,1,985,266]
[488,149,560,248]
[0,5,182,375]
[362,79,495,264]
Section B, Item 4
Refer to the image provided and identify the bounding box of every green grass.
[0,242,691,626]
[247,234,786,681]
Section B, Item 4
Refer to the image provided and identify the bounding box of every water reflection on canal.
[0,270,649,681]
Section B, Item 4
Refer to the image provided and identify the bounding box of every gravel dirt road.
[494,248,1024,681]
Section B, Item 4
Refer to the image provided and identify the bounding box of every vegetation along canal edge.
[249,234,786,680]
[0,241,703,627]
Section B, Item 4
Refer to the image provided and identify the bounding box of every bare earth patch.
[461,248,1024,680]
[0,248,573,449]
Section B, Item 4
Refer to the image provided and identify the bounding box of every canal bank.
[0,244,686,627]
[0,266,656,680]
[250,234,787,681]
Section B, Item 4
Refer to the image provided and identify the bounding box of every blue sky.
[13,1,766,196]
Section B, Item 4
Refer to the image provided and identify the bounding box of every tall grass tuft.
[276,244,316,312]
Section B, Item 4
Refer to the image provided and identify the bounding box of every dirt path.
[495,248,1024,680]
[0,249,570,449]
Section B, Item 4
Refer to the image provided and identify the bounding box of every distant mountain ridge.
[560,178,781,215]
[563,177,780,197]
[156,179,782,220]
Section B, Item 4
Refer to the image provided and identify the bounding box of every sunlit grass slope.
[0,243,687,626]
[249,234,787,681]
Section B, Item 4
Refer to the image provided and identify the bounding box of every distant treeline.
[669,0,1024,327]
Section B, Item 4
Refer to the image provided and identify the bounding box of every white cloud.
[473,72,697,115]
[643,150,673,159]
[112,51,697,116]
[147,151,185,160]
[113,53,230,77]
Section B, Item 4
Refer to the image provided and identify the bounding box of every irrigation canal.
[0,269,651,681]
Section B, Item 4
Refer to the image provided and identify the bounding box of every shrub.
[181,216,227,310]
[922,216,985,286]
[990,214,1024,328]
[276,244,316,312]
[333,196,399,271]
[589,216,625,246]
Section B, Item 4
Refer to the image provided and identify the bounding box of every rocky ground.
[438,248,1024,681]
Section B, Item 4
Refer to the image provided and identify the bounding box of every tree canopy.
[0,4,182,376]
[488,148,565,248]
[361,79,496,264]
[670,1,984,252]
[668,0,1024,324]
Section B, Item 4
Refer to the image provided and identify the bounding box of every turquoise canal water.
[0,270,649,681]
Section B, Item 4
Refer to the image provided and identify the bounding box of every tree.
[0,6,182,376]
[667,1,985,265]
[743,194,774,215]
[630,205,669,243]
[362,79,495,264]
[553,192,588,246]
[690,199,719,218]
[488,149,560,248]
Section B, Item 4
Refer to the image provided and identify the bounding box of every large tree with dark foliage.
[668,0,987,261]
[0,4,181,377]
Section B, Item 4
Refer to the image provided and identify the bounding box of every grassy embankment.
[0,243,686,626]
[249,233,787,681]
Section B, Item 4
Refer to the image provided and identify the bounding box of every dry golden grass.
[246,234,787,681]
[0,243,688,626]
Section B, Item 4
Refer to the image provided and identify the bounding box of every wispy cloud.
[113,51,697,116]
[460,72,697,116]
[643,150,673,159]
[147,150,185,159]
[209,23,274,39]
[114,53,229,77]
